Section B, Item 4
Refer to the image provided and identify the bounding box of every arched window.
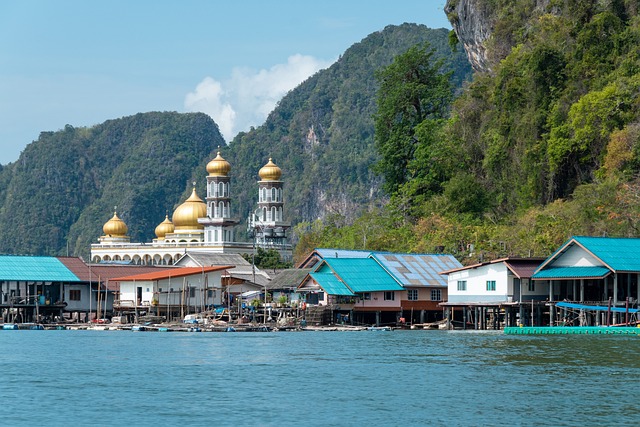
[262,207,267,221]
[271,188,276,201]
[271,207,276,221]
[214,203,219,218]
[219,201,225,218]
[278,188,282,202]
[218,182,224,197]
[210,182,215,197]
[278,207,283,221]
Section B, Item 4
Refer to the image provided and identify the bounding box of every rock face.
[445,0,553,74]
[445,0,496,73]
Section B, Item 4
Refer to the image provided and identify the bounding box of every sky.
[0,0,451,165]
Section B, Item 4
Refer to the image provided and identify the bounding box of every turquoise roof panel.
[309,272,355,296]
[320,258,404,292]
[532,266,610,279]
[0,255,81,282]
[572,236,640,271]
[372,253,462,287]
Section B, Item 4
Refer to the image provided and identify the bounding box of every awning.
[557,301,639,313]
[532,266,611,280]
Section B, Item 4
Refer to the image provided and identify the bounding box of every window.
[361,292,371,300]
[69,290,81,301]
[271,187,276,201]
[457,280,467,291]
[189,288,196,298]
[486,280,496,291]
[384,291,395,301]
[431,289,442,301]
[407,289,418,301]
[527,279,535,292]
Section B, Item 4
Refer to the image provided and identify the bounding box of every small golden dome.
[154,214,175,238]
[258,158,282,181]
[103,211,128,237]
[206,151,231,176]
[172,188,206,230]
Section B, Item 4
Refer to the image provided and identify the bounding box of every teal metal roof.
[532,266,611,280]
[309,272,355,296]
[0,255,81,282]
[371,253,461,287]
[317,258,404,292]
[572,236,640,271]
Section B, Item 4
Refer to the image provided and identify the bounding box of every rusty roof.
[110,265,233,282]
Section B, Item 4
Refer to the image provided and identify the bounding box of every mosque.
[90,152,292,265]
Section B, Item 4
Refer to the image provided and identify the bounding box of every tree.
[373,42,454,196]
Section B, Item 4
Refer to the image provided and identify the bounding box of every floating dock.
[504,326,640,335]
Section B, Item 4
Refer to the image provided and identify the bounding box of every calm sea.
[0,329,638,426]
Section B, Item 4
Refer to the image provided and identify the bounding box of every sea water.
[0,329,638,426]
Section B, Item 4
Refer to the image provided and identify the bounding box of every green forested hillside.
[0,112,223,258]
[0,24,469,260]
[301,0,640,263]
[225,24,471,229]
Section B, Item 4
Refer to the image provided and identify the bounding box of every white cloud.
[184,54,334,142]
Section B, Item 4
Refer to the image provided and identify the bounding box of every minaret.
[98,209,131,244]
[199,150,239,244]
[251,157,290,247]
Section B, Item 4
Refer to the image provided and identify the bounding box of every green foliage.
[373,42,454,196]
[0,112,223,258]
[243,248,292,270]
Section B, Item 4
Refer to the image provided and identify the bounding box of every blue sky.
[0,0,451,165]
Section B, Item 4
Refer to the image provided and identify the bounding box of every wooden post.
[580,279,584,302]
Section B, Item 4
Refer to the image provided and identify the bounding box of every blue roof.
[532,266,611,279]
[317,258,404,292]
[314,249,372,259]
[309,272,355,296]
[0,255,81,282]
[572,236,640,271]
[372,253,461,287]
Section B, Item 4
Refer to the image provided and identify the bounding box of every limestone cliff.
[445,0,552,74]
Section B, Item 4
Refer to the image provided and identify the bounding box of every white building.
[111,265,231,321]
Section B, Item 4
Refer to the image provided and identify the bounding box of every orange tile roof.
[110,265,234,282]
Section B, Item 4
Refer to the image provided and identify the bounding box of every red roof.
[110,265,233,282]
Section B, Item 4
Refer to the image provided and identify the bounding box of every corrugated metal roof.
[503,259,544,278]
[319,258,404,292]
[0,255,80,282]
[372,253,461,287]
[177,252,251,267]
[111,266,232,282]
[309,272,355,296]
[315,248,372,259]
[572,236,640,271]
[532,266,611,279]
[268,269,312,289]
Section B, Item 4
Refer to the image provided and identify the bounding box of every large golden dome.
[258,158,282,181]
[206,151,231,176]
[154,214,175,238]
[172,188,206,230]
[103,211,128,237]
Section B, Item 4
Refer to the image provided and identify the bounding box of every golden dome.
[172,188,206,230]
[258,158,282,181]
[102,211,128,237]
[154,214,175,238]
[206,151,231,176]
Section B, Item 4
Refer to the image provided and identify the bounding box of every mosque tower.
[250,158,290,248]
[199,150,239,244]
